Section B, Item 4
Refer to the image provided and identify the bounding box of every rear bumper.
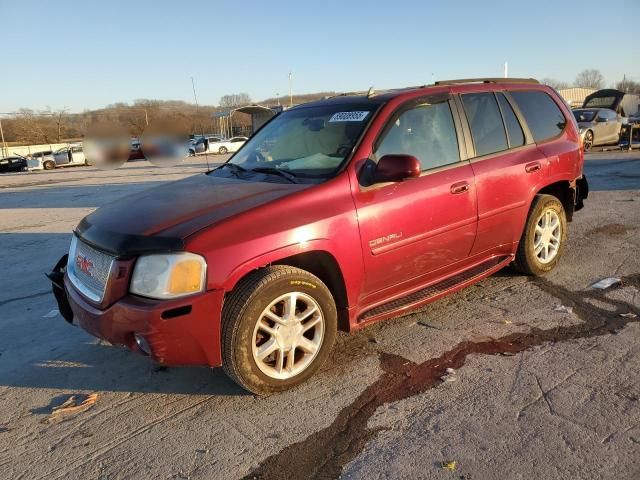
[576,175,589,211]
[50,257,224,367]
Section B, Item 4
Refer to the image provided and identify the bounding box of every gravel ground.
[0,152,638,479]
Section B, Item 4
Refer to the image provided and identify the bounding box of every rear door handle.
[525,162,541,173]
[450,181,470,194]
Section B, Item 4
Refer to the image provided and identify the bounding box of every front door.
[352,97,477,299]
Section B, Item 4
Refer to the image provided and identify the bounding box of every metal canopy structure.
[213,105,284,138]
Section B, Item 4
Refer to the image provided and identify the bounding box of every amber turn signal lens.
[168,259,204,295]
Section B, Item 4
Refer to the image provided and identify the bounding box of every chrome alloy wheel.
[534,209,561,264]
[251,292,325,380]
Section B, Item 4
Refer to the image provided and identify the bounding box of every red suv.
[50,78,588,394]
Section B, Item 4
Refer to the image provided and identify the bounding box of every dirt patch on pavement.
[244,274,640,480]
[587,223,637,236]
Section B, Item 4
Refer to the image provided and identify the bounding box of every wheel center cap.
[277,323,302,350]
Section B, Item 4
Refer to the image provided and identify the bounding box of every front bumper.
[49,256,224,367]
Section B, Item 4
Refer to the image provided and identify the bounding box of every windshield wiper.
[215,162,247,177]
[249,167,298,183]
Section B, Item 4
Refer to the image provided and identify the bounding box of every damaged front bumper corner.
[46,254,74,324]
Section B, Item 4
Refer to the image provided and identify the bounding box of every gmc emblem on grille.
[76,255,94,277]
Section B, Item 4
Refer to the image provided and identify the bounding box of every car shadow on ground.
[583,153,640,191]
[3,334,246,396]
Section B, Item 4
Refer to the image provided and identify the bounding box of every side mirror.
[374,154,421,183]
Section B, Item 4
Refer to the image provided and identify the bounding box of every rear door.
[352,95,477,298]
[458,90,547,255]
[70,146,85,164]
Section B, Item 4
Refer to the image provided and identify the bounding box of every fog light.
[134,334,151,355]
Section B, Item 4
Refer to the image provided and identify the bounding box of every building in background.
[558,87,597,108]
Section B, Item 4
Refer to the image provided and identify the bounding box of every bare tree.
[219,93,252,108]
[616,78,640,94]
[575,69,605,89]
[53,108,68,142]
[541,78,569,90]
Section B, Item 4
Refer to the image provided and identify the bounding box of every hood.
[77,173,310,256]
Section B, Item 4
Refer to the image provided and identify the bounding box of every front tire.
[43,160,55,170]
[221,266,337,395]
[513,194,567,276]
[583,130,593,151]
[218,146,228,155]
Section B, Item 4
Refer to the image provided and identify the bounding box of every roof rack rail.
[435,77,539,86]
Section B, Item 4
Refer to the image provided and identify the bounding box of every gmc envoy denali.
[50,78,588,394]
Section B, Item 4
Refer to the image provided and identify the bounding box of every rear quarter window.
[510,90,567,143]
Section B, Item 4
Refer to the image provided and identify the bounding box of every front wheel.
[221,266,337,395]
[218,146,228,154]
[583,130,593,151]
[43,160,55,170]
[513,194,567,276]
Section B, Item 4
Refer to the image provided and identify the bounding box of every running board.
[358,256,510,322]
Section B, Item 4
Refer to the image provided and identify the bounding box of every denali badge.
[369,232,403,248]
[76,255,94,276]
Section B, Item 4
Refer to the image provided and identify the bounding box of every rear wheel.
[221,266,337,395]
[513,194,567,276]
[43,160,55,170]
[218,146,228,154]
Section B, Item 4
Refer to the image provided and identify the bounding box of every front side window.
[374,101,460,171]
[461,93,508,157]
[225,104,377,179]
[599,110,616,121]
[573,110,596,122]
[510,90,567,143]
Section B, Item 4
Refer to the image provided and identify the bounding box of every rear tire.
[513,194,567,276]
[221,266,337,395]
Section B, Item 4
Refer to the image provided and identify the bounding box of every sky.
[1,0,638,113]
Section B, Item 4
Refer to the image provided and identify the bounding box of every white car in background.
[209,136,248,154]
[53,144,88,166]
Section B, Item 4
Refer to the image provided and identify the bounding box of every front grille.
[67,236,115,302]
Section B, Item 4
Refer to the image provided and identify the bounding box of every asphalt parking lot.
[0,152,639,479]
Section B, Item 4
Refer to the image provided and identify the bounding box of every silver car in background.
[573,108,622,151]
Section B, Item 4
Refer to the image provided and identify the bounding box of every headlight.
[130,252,207,299]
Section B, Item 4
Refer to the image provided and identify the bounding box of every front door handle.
[450,181,470,194]
[525,162,541,173]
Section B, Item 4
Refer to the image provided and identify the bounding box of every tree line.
[541,69,640,93]
[1,91,336,146]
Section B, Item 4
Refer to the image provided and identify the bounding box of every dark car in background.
[0,156,27,173]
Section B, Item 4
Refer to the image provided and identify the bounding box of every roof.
[292,78,545,109]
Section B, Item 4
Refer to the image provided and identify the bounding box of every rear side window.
[461,93,508,157]
[374,101,460,171]
[510,90,567,142]
[496,93,525,147]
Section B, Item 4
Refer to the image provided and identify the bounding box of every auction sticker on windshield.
[329,111,370,122]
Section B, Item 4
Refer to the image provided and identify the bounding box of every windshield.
[223,104,377,180]
[573,110,596,122]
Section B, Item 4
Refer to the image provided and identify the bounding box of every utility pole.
[289,72,293,107]
[504,61,508,78]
